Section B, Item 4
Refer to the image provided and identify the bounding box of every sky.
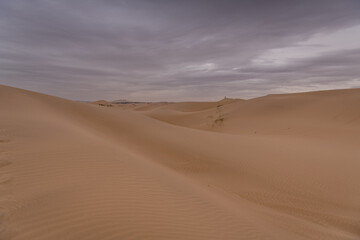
[1,0,360,101]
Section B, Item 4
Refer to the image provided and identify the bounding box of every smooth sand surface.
[0,84,359,239]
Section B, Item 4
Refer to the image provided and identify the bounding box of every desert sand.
[0,84,359,239]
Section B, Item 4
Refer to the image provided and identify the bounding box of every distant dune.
[91,100,113,107]
[131,90,360,139]
[0,84,359,240]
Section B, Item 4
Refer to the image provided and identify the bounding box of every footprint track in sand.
[212,105,225,127]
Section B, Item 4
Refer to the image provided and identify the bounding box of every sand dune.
[91,100,114,107]
[0,84,359,239]
[134,90,360,142]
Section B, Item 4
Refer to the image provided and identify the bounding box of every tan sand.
[0,84,359,239]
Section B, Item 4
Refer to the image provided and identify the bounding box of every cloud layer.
[1,0,360,101]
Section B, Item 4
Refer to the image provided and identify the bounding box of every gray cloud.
[0,0,360,101]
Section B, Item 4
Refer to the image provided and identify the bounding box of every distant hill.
[91,100,113,107]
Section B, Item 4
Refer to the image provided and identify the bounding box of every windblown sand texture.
[0,84,359,239]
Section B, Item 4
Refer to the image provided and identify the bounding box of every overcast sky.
[1,0,360,101]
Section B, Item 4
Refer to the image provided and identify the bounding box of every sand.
[0,84,359,239]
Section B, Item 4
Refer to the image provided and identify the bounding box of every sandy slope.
[0,84,359,239]
[135,90,360,142]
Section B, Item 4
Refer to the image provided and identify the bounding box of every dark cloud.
[0,0,360,101]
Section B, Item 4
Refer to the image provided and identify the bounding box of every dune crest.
[132,89,360,141]
[0,84,359,240]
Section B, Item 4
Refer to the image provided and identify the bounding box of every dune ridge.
[0,84,359,239]
[132,89,360,140]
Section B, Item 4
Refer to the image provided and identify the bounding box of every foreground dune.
[0,84,359,239]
